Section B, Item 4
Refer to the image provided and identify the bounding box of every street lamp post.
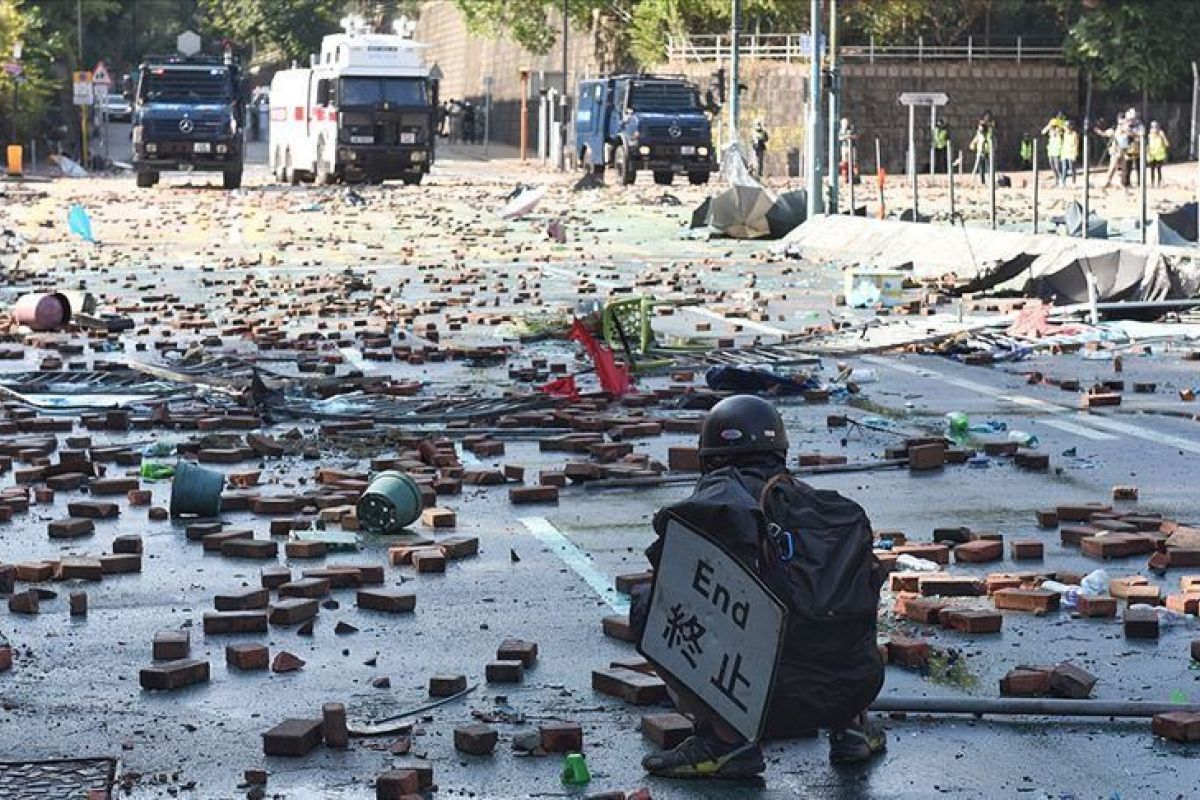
[11,41,22,144]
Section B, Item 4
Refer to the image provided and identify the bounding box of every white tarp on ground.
[775,215,1200,302]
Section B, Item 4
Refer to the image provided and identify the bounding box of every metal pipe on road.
[871,696,1200,719]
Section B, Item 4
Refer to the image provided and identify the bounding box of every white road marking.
[521,516,630,614]
[1037,418,1118,441]
[682,306,792,337]
[863,356,1200,453]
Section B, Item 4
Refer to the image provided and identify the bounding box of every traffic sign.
[177,30,201,56]
[92,61,112,87]
[72,71,94,106]
[898,92,949,106]
[3,62,21,78]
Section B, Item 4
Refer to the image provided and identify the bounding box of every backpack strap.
[759,473,797,564]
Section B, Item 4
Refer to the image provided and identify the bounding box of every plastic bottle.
[142,442,174,458]
[945,411,970,438]
[140,462,175,480]
[1007,430,1038,448]
[561,752,591,785]
[895,554,940,573]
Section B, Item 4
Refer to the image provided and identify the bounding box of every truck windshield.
[340,77,428,106]
[628,82,699,112]
[139,67,232,102]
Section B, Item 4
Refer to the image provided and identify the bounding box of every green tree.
[200,0,347,65]
[1063,0,1200,99]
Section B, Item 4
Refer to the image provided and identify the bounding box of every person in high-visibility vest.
[1147,120,1169,187]
[1041,111,1065,186]
[1019,134,1033,170]
[933,119,950,175]
[1060,119,1080,185]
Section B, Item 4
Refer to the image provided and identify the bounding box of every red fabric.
[539,375,580,400]
[569,318,633,397]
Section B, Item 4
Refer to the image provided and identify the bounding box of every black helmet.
[698,395,789,466]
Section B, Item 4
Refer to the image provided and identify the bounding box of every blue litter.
[967,455,991,468]
[67,204,94,242]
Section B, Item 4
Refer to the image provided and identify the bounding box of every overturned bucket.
[357,470,422,534]
[170,461,225,518]
[11,292,72,331]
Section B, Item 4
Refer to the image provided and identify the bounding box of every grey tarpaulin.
[1026,249,1148,304]
[1158,201,1198,243]
[1064,201,1108,239]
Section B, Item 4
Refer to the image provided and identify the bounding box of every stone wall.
[415,1,606,151]
[669,59,1080,177]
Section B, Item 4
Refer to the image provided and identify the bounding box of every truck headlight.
[411,151,426,163]
[698,146,709,156]
[132,125,143,144]
[216,144,228,154]
[639,145,651,156]
[146,143,157,153]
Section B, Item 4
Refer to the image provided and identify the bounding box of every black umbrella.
[1158,201,1198,243]
[765,189,807,238]
[690,197,712,229]
[1064,201,1108,239]
[1027,250,1147,304]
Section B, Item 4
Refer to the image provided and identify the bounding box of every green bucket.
[170,461,226,518]
[357,470,422,534]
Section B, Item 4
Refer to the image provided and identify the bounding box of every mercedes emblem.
[668,124,682,138]
[178,118,194,133]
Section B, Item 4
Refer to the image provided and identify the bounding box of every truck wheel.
[582,147,605,179]
[285,151,299,185]
[653,171,674,186]
[401,172,423,186]
[135,171,159,188]
[615,144,636,186]
[315,141,333,185]
[688,172,711,185]
[223,170,242,190]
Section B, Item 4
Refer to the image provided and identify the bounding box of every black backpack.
[757,474,882,624]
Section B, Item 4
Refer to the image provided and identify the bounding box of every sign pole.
[928,104,936,179]
[848,136,855,214]
[875,136,883,218]
[1082,131,1091,239]
[908,102,917,219]
[947,141,956,219]
[805,0,823,218]
[1140,132,1147,244]
[1032,138,1039,234]
[989,141,997,230]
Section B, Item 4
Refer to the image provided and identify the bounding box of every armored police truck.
[131,54,245,189]
[575,74,716,186]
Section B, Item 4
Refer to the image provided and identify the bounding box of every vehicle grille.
[646,124,706,140]
[145,118,225,138]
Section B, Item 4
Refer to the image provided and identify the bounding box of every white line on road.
[1037,419,1118,441]
[682,306,792,337]
[521,516,630,614]
[863,356,1200,453]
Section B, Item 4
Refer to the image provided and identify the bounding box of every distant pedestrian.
[462,101,476,144]
[1041,111,1065,185]
[839,117,858,180]
[1095,118,1123,189]
[1019,133,1033,170]
[1147,120,1169,187]
[1120,108,1143,188]
[1060,120,1079,185]
[932,119,950,175]
[752,120,769,176]
[448,99,462,143]
[970,121,993,185]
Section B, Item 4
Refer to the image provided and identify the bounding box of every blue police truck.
[575,74,716,186]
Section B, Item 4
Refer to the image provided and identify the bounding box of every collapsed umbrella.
[707,183,776,239]
[1027,249,1148,304]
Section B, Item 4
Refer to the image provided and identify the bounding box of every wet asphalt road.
[1,153,1199,799]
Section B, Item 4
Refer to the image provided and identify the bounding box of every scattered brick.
[885,635,931,669]
[1124,607,1160,639]
[420,507,456,528]
[139,658,209,691]
[641,713,693,749]
[509,485,559,505]
[602,614,637,642]
[226,643,270,671]
[1010,540,1044,560]
[485,660,524,683]
[411,549,446,574]
[269,599,319,626]
[1152,712,1200,742]
[356,589,416,613]
[429,674,467,697]
[322,702,349,749]
[214,588,270,611]
[1076,595,1118,618]
[278,578,331,599]
[47,517,95,539]
[221,538,278,559]
[591,668,669,704]
[540,721,584,752]
[272,651,306,673]
[69,591,87,617]
[954,540,1003,563]
[67,501,119,519]
[1000,667,1052,697]
[375,770,421,798]
[993,588,1060,614]
[262,718,322,756]
[454,723,498,755]
[153,630,190,660]
[1049,662,1097,699]
[203,611,268,635]
[941,608,1002,634]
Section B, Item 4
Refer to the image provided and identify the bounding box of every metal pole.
[729,0,742,145]
[1140,132,1147,244]
[806,0,823,217]
[1083,71,1092,240]
[947,142,956,219]
[483,77,492,157]
[1032,138,1039,233]
[848,137,855,214]
[908,103,917,219]
[870,696,1200,719]
[989,140,997,230]
[1192,61,1198,159]
[874,136,883,217]
[559,0,568,172]
[520,72,529,163]
[826,0,839,215]
[929,105,936,179]
[77,0,83,62]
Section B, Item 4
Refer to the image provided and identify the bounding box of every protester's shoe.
[828,713,887,763]
[642,733,765,779]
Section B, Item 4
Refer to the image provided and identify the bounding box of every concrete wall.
[415,1,607,151]
[669,59,1080,177]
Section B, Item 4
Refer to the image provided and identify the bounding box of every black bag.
[757,474,883,623]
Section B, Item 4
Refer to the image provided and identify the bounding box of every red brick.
[893,544,950,565]
[139,658,209,691]
[7,589,38,614]
[322,702,349,749]
[993,588,1060,613]
[214,588,270,611]
[278,578,331,599]
[420,507,456,528]
[1010,540,1044,561]
[1049,661,1097,699]
[47,517,95,539]
[69,591,87,617]
[1152,712,1200,742]
[1000,667,1052,697]
[67,501,119,519]
[485,660,524,683]
[153,629,190,660]
[454,723,498,755]
[1124,607,1160,639]
[918,576,985,597]
[284,539,327,559]
[496,638,538,667]
[226,643,269,670]
[540,721,584,752]
[668,446,701,472]
[954,540,1003,563]
[602,614,637,642]
[220,538,278,559]
[60,557,103,581]
[1076,595,1118,618]
[261,566,291,589]
[940,608,1002,634]
[1165,593,1200,615]
[641,713,693,749]
[895,595,946,624]
[269,599,319,626]
[262,718,322,756]
[1035,509,1059,528]
[591,668,668,704]
[411,549,446,573]
[113,535,142,554]
[356,589,416,613]
[271,651,305,673]
[375,770,421,799]
[438,536,479,559]
[0,646,11,673]
[907,443,946,471]
[885,635,931,668]
[428,673,467,696]
[204,611,268,634]
[510,485,559,505]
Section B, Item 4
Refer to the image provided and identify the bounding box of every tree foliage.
[1063,0,1200,98]
[200,0,347,65]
